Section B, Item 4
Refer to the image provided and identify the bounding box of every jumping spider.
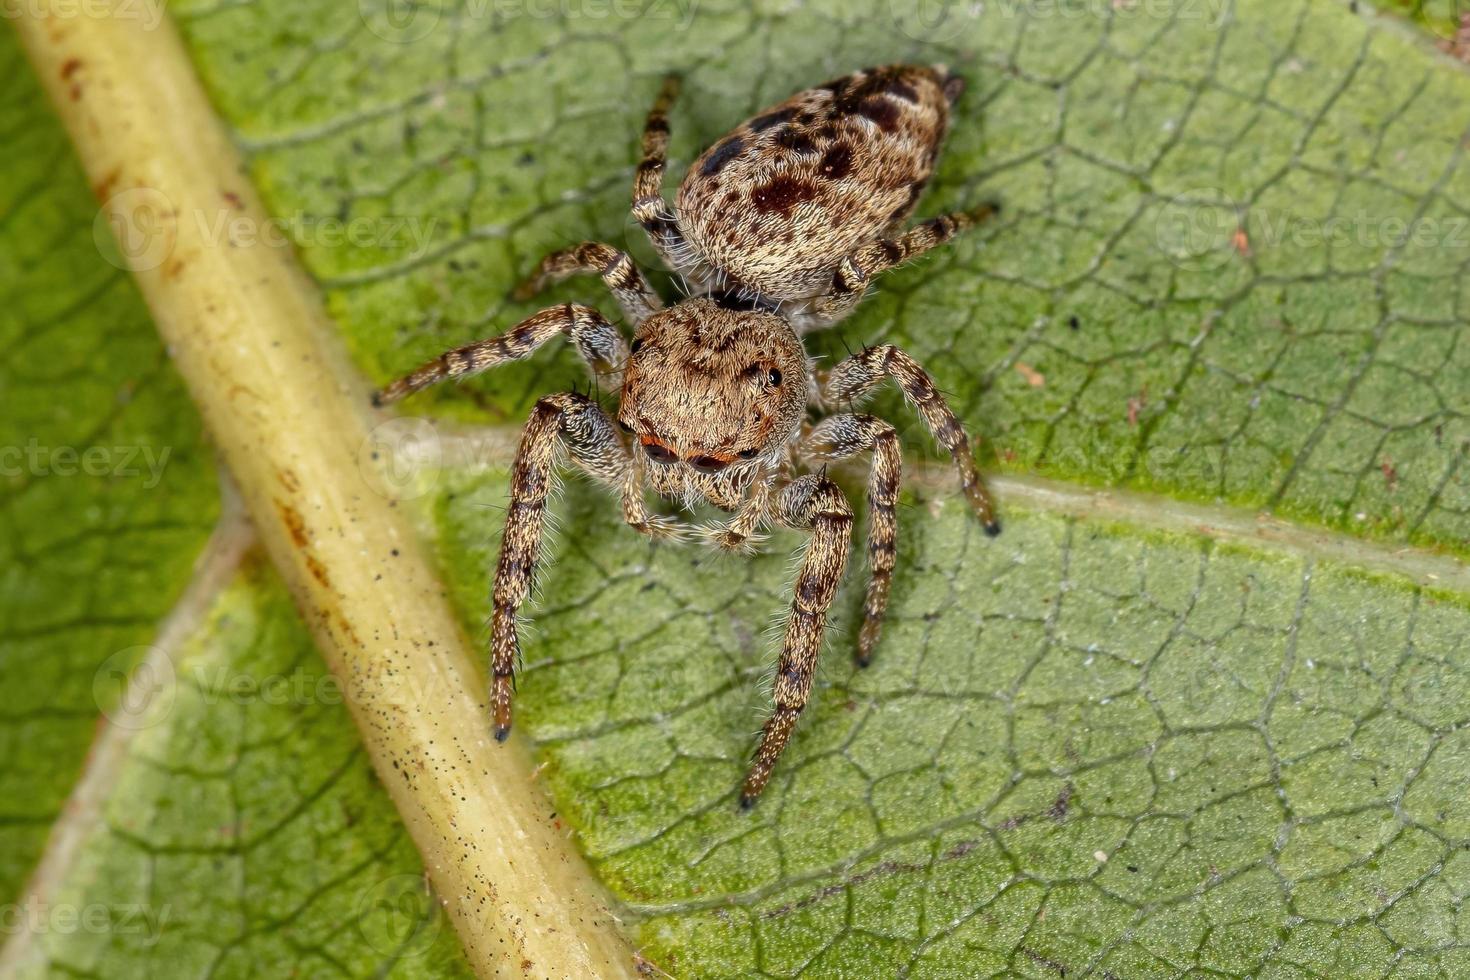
[375,64,1001,807]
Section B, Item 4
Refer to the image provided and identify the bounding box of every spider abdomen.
[675,64,960,304]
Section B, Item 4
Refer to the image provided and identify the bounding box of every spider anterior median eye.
[690,455,731,473]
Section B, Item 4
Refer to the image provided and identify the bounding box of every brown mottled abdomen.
[675,64,960,303]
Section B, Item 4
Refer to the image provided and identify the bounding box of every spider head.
[617,297,807,475]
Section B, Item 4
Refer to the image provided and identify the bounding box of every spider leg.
[620,452,693,541]
[512,241,664,325]
[741,474,852,807]
[702,470,777,553]
[819,345,1000,534]
[492,392,627,738]
[372,303,626,406]
[795,201,1000,330]
[802,414,900,667]
[630,74,698,278]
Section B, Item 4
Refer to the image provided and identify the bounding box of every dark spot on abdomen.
[700,136,745,176]
[819,144,853,180]
[750,108,793,131]
[881,78,919,102]
[775,128,815,154]
[857,97,901,132]
[751,176,820,217]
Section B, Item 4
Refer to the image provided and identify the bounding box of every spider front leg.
[620,453,692,542]
[373,303,627,406]
[703,471,776,553]
[512,242,664,325]
[492,392,628,738]
[820,345,1000,534]
[631,74,697,276]
[741,475,853,807]
[798,202,1000,330]
[802,414,900,667]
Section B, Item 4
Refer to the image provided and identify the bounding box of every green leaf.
[431,468,1470,977]
[8,0,1470,976]
[7,559,474,978]
[0,25,469,977]
[0,29,219,900]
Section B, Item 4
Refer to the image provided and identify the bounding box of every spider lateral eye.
[617,418,634,433]
[643,441,678,464]
[737,448,759,459]
[629,337,644,354]
[767,368,782,387]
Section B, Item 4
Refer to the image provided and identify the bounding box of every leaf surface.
[434,469,1470,978]
[6,0,1470,976]
[8,560,475,978]
[0,28,218,900]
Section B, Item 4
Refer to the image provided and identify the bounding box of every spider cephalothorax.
[375,64,1000,807]
[618,297,808,507]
